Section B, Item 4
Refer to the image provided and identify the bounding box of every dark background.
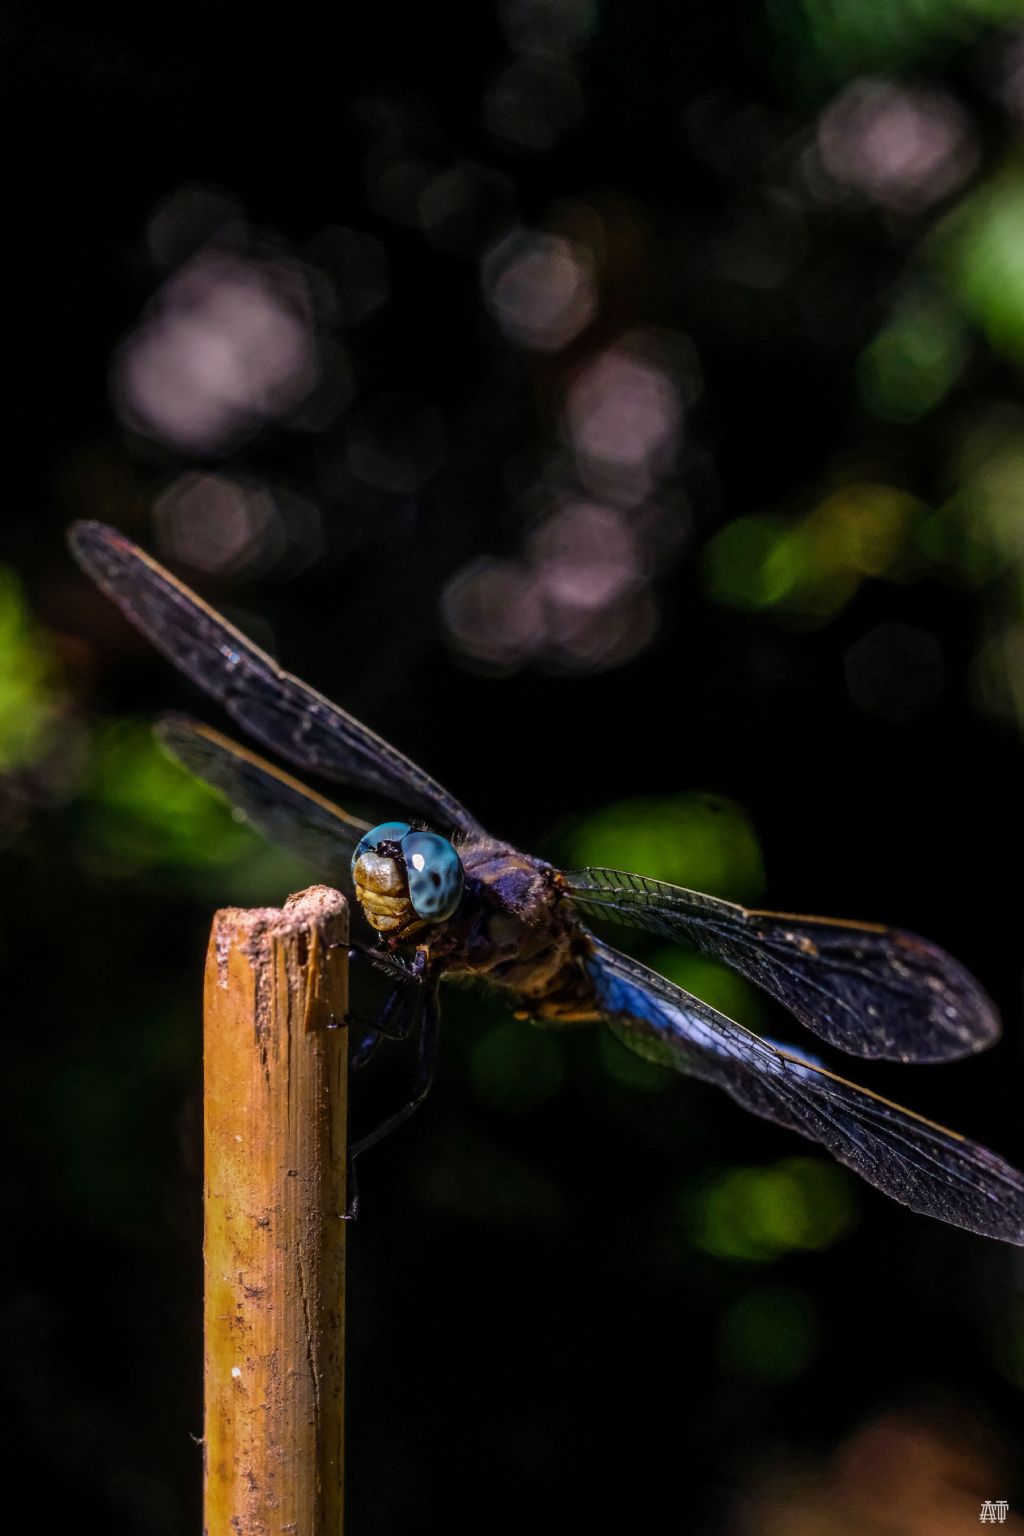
[3,4,1024,1531]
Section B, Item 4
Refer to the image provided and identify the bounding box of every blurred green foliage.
[469,1018,566,1112]
[703,484,923,626]
[720,1283,818,1380]
[652,949,764,1025]
[562,792,765,900]
[686,1155,858,1263]
[943,170,1024,365]
[84,719,252,871]
[858,286,970,422]
[596,1026,678,1089]
[0,566,62,770]
[80,720,317,900]
[769,0,1024,87]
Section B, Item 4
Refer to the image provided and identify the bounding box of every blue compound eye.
[400,830,464,922]
[351,821,412,879]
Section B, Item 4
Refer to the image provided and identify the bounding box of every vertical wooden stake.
[203,884,348,1536]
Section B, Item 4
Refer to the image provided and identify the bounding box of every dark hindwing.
[157,715,372,882]
[586,939,1024,1245]
[564,868,998,1063]
[70,521,484,836]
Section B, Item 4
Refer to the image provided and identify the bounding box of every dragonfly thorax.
[352,820,465,938]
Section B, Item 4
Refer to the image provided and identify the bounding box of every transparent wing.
[157,715,372,881]
[70,520,483,835]
[564,868,998,1063]
[586,939,1024,1245]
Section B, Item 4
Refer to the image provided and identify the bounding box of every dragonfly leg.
[340,952,440,1217]
[336,945,428,1041]
[344,989,423,1218]
[343,1161,361,1222]
[351,1028,384,1072]
[344,978,421,1043]
[346,982,441,1208]
[343,941,422,983]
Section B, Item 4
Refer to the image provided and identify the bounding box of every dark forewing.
[564,868,998,1063]
[70,520,484,835]
[586,939,1024,1245]
[157,716,372,881]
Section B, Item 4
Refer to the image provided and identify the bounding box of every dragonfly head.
[351,821,465,938]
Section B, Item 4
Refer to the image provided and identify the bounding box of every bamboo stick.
[203,884,348,1536]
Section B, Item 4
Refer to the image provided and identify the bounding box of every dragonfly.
[69,519,1024,1244]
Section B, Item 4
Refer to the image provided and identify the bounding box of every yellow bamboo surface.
[203,884,348,1536]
